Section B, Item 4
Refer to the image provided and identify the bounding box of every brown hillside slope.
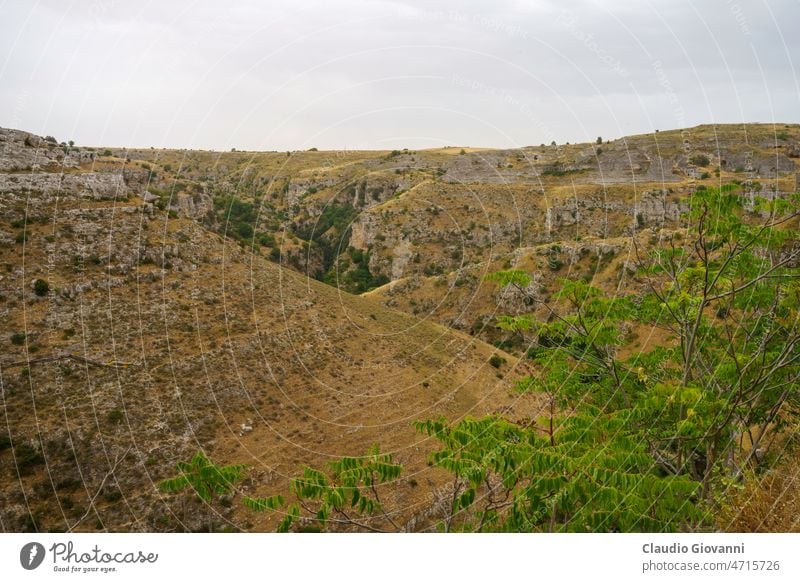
[0,134,530,532]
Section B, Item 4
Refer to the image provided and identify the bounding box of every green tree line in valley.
[160,184,800,532]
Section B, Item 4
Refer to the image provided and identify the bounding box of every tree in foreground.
[159,450,247,531]
[417,184,800,532]
[243,445,403,532]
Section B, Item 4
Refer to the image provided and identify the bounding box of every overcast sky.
[1,0,798,150]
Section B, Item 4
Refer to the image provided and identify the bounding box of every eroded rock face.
[0,129,151,205]
[348,173,413,209]
[391,239,413,280]
[285,177,337,207]
[0,127,94,171]
[721,151,796,176]
[123,167,150,191]
[632,190,688,227]
[350,212,381,250]
[0,172,129,200]
[171,190,214,220]
[546,203,581,229]
[594,149,674,182]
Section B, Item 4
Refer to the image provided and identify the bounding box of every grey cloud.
[0,0,797,150]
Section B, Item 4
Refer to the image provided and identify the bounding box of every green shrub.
[107,409,124,425]
[489,354,506,368]
[33,279,49,296]
[14,442,44,474]
[103,488,122,502]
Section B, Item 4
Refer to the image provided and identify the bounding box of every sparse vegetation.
[2,123,800,534]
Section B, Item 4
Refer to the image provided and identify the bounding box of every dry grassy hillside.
[0,128,533,532]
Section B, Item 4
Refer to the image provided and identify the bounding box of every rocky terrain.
[0,128,534,532]
[1,123,798,532]
[74,123,798,343]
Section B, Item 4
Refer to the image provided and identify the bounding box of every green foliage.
[417,185,800,532]
[295,202,357,243]
[416,414,701,532]
[293,202,363,285]
[33,278,49,296]
[205,183,799,534]
[13,442,45,475]
[244,445,403,532]
[324,247,388,294]
[635,186,800,473]
[107,409,124,425]
[690,154,711,167]
[484,269,531,288]
[215,196,259,242]
[495,315,533,333]
[10,332,26,345]
[242,494,284,512]
[488,354,506,368]
[159,451,246,503]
